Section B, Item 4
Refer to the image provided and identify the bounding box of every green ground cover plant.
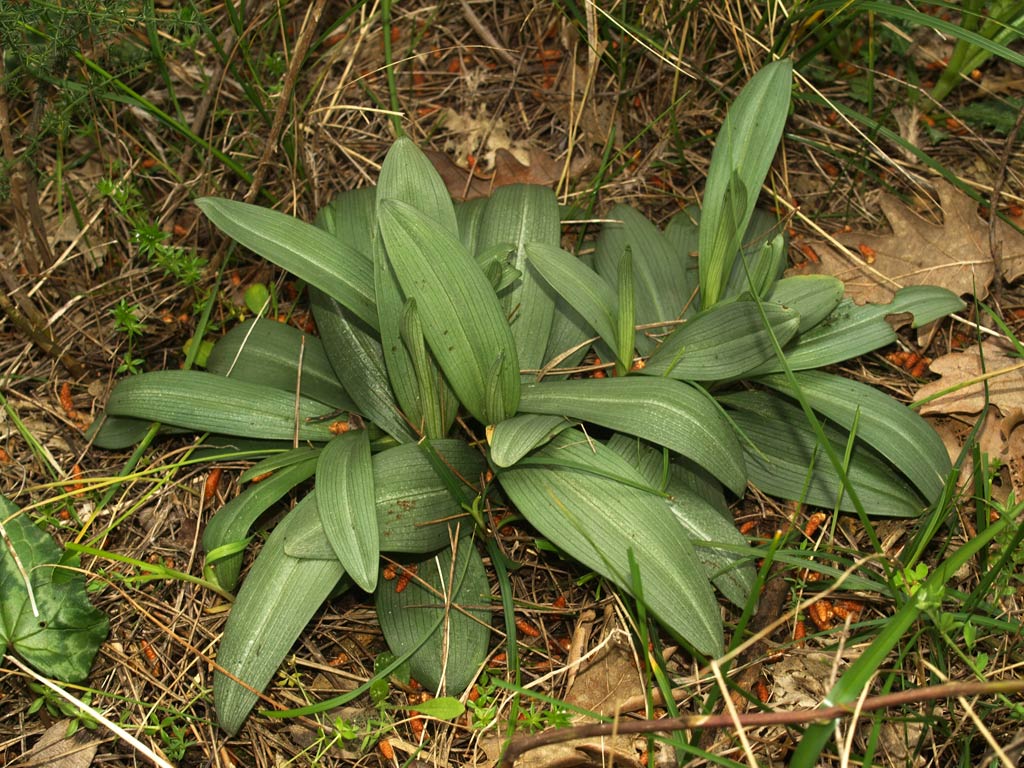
[89,59,965,736]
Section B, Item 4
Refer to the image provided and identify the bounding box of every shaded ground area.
[2,2,1024,766]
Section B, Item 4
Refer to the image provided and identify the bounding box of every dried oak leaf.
[800,181,1024,304]
[424,147,561,201]
[915,340,1024,416]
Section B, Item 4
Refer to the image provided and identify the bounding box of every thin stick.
[498,677,1024,767]
[5,654,174,768]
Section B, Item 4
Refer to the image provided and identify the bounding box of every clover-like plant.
[91,59,963,735]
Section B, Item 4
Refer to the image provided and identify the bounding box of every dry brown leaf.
[801,181,1024,303]
[21,720,99,768]
[517,633,673,768]
[424,147,562,201]
[926,407,1024,504]
[915,340,1024,416]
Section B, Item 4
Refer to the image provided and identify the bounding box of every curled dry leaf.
[424,147,562,201]
[796,181,1024,304]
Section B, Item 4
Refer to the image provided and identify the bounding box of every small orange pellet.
[59,382,75,415]
[799,243,820,264]
[857,243,877,264]
[395,564,417,593]
[793,619,807,646]
[141,157,158,169]
[203,468,223,503]
[140,639,161,677]
[630,358,646,371]
[551,595,567,610]
[0,447,10,463]
[410,714,426,740]
[382,562,398,581]
[739,520,757,535]
[803,512,827,539]
[329,420,351,435]
[378,738,395,760]
[755,678,771,703]
[515,618,541,638]
[554,636,571,653]
[808,600,834,631]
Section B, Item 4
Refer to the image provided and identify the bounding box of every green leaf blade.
[518,377,747,495]
[378,199,520,424]
[316,431,379,591]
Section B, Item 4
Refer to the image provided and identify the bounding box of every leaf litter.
[799,181,1024,303]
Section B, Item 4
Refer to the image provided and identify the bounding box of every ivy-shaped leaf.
[0,496,108,683]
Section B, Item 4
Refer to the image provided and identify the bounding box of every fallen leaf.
[927,407,1024,505]
[21,720,99,768]
[425,147,562,201]
[800,181,1024,304]
[915,340,1024,416]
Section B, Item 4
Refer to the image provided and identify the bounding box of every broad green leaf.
[500,430,723,654]
[104,370,339,442]
[756,371,950,503]
[405,696,466,719]
[488,414,574,467]
[309,289,416,443]
[377,137,459,237]
[315,187,376,259]
[604,437,754,607]
[525,241,618,353]
[87,414,186,450]
[477,185,559,374]
[597,204,691,352]
[721,209,787,300]
[378,199,520,424]
[765,275,844,333]
[0,497,108,683]
[206,318,353,410]
[196,198,377,329]
[518,377,746,495]
[699,60,792,307]
[641,300,800,381]
[285,440,486,558]
[455,197,488,255]
[722,391,927,517]
[400,299,447,439]
[374,239,430,437]
[214,493,346,735]
[317,431,379,591]
[203,453,320,591]
[616,247,636,375]
[749,285,965,374]
[376,542,491,694]
[240,446,321,483]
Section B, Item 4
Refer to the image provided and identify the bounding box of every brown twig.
[498,677,1024,767]
[986,103,1024,309]
[244,0,328,205]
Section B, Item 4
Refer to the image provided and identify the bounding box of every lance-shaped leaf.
[755,371,950,503]
[214,493,346,735]
[615,247,636,375]
[401,299,447,440]
[206,318,353,410]
[699,60,792,308]
[376,541,491,694]
[477,185,559,374]
[309,288,416,443]
[378,199,520,424]
[315,186,376,259]
[203,451,320,591]
[603,436,755,608]
[378,137,459,236]
[317,430,379,591]
[748,285,965,374]
[642,300,800,381]
[518,377,746,495]
[721,209,788,301]
[722,390,927,517]
[597,204,691,353]
[525,241,618,354]
[105,370,339,442]
[488,414,574,467]
[1,496,108,683]
[500,430,723,654]
[286,440,486,559]
[196,198,377,329]
[765,275,844,333]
